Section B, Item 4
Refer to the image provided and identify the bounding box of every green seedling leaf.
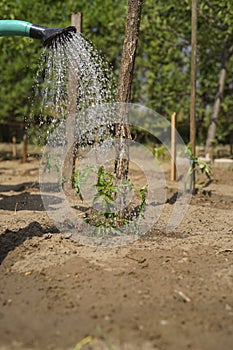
[73,336,92,350]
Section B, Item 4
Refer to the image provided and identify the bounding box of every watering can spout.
[0,20,76,47]
[30,24,76,47]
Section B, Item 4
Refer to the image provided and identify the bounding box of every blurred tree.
[0,0,77,128]
[0,0,232,149]
[198,0,233,156]
[0,0,125,130]
[134,0,191,114]
[133,0,233,149]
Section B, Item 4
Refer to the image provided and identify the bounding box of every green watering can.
[0,19,76,46]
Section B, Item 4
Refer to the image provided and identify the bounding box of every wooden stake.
[71,12,82,32]
[12,136,17,158]
[22,134,28,163]
[171,112,177,181]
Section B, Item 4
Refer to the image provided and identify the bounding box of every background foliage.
[0,0,232,146]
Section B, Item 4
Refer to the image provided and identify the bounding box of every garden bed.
[0,157,233,350]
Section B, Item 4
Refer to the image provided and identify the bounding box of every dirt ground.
[0,157,233,350]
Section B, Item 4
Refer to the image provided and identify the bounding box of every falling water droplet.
[28,31,116,147]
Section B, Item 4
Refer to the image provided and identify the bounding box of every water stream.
[29,31,115,145]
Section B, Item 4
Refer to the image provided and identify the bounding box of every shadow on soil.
[0,222,59,264]
[0,182,39,192]
[0,192,63,211]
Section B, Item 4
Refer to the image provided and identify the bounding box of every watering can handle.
[0,20,35,37]
[0,20,76,46]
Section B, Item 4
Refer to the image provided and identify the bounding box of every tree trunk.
[115,0,142,180]
[190,0,197,193]
[205,43,233,160]
[64,12,82,188]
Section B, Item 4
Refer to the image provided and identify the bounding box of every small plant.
[185,145,211,191]
[153,144,166,160]
[97,326,116,350]
[71,166,92,201]
[137,183,148,214]
[41,152,61,173]
[71,165,148,236]
[93,165,120,212]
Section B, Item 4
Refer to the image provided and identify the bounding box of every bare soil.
[0,157,233,350]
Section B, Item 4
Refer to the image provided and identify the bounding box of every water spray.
[0,20,76,47]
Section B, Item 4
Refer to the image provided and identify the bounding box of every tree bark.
[115,0,142,180]
[64,12,82,188]
[190,0,197,193]
[205,42,233,160]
